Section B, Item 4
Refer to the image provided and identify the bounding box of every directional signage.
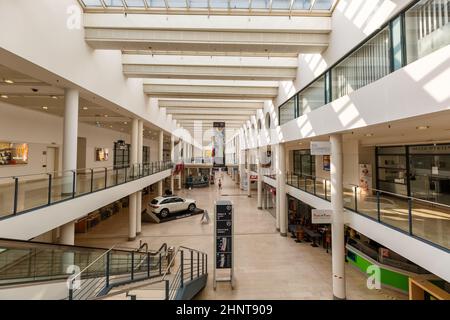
[215,200,233,269]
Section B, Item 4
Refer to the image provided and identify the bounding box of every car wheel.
[188,203,196,212]
[159,209,169,218]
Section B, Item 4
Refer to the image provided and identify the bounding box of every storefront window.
[114,141,130,169]
[293,150,315,177]
[376,143,450,205]
[405,0,450,64]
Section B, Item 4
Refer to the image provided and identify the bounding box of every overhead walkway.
[0,161,173,240]
[285,172,450,282]
[0,239,207,300]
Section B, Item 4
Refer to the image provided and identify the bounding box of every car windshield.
[150,199,159,204]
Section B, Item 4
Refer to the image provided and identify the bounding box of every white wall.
[0,0,180,137]
[0,101,159,177]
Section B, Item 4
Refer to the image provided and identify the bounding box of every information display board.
[213,199,234,289]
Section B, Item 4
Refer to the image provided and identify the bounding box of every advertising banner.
[212,122,225,167]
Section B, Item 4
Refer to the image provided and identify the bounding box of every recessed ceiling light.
[124,121,127,125]
[109,125,113,128]
[0,95,7,99]
[4,79,14,84]
[104,114,108,117]
[82,107,88,110]
[416,126,430,130]
[51,95,58,99]
[365,133,374,137]
[42,106,48,110]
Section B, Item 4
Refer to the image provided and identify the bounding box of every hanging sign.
[310,141,331,155]
[312,209,333,224]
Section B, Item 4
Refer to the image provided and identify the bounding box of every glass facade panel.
[104,0,125,7]
[125,0,146,7]
[279,96,297,125]
[146,0,166,7]
[405,0,450,64]
[332,27,390,100]
[298,75,325,115]
[293,0,312,10]
[391,16,405,70]
[293,150,315,177]
[82,0,103,6]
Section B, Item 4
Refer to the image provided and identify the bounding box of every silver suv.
[149,195,197,218]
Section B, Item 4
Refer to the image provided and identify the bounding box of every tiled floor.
[75,173,407,300]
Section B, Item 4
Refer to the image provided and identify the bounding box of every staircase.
[0,239,208,300]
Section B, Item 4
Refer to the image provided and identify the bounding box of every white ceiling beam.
[84,14,331,33]
[159,99,264,109]
[172,114,250,120]
[167,108,256,115]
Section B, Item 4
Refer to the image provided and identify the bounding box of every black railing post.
[125,167,127,182]
[376,191,381,222]
[190,250,193,280]
[106,251,110,288]
[90,169,94,192]
[131,252,134,281]
[324,180,327,200]
[408,198,413,235]
[165,280,169,300]
[197,251,199,277]
[132,165,135,179]
[180,250,184,288]
[147,253,150,278]
[206,254,208,274]
[354,187,358,212]
[72,170,76,198]
[47,173,52,205]
[202,253,204,275]
[151,162,154,174]
[159,252,162,275]
[69,288,73,301]
[313,177,316,195]
[104,167,107,189]
[115,168,119,185]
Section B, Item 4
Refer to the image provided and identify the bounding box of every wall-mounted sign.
[95,147,109,161]
[323,155,330,171]
[0,142,29,165]
[311,209,333,224]
[311,141,331,155]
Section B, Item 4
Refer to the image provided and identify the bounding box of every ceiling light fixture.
[124,121,128,125]
[51,95,58,99]
[82,107,88,110]
[4,79,14,84]
[416,126,430,130]
[365,133,374,137]
[0,95,7,99]
[104,114,108,117]
[42,106,48,110]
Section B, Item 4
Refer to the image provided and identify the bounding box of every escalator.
[0,238,170,300]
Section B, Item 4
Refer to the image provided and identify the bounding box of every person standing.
[218,179,222,191]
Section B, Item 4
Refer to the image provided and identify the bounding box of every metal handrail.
[287,172,450,209]
[94,246,207,300]
[71,245,116,281]
[0,161,173,179]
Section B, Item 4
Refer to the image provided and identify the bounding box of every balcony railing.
[286,172,450,251]
[0,161,173,220]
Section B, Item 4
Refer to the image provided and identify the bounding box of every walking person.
[218,179,222,191]
[200,209,210,224]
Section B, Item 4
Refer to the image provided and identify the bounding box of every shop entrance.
[410,153,450,205]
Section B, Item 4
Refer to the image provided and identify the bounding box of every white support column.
[247,150,251,197]
[128,118,139,241]
[59,88,79,245]
[330,134,346,300]
[158,130,164,196]
[170,135,175,193]
[257,148,262,209]
[275,144,280,231]
[136,120,143,235]
[278,143,287,236]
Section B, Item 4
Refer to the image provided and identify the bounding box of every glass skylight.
[80,0,336,12]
